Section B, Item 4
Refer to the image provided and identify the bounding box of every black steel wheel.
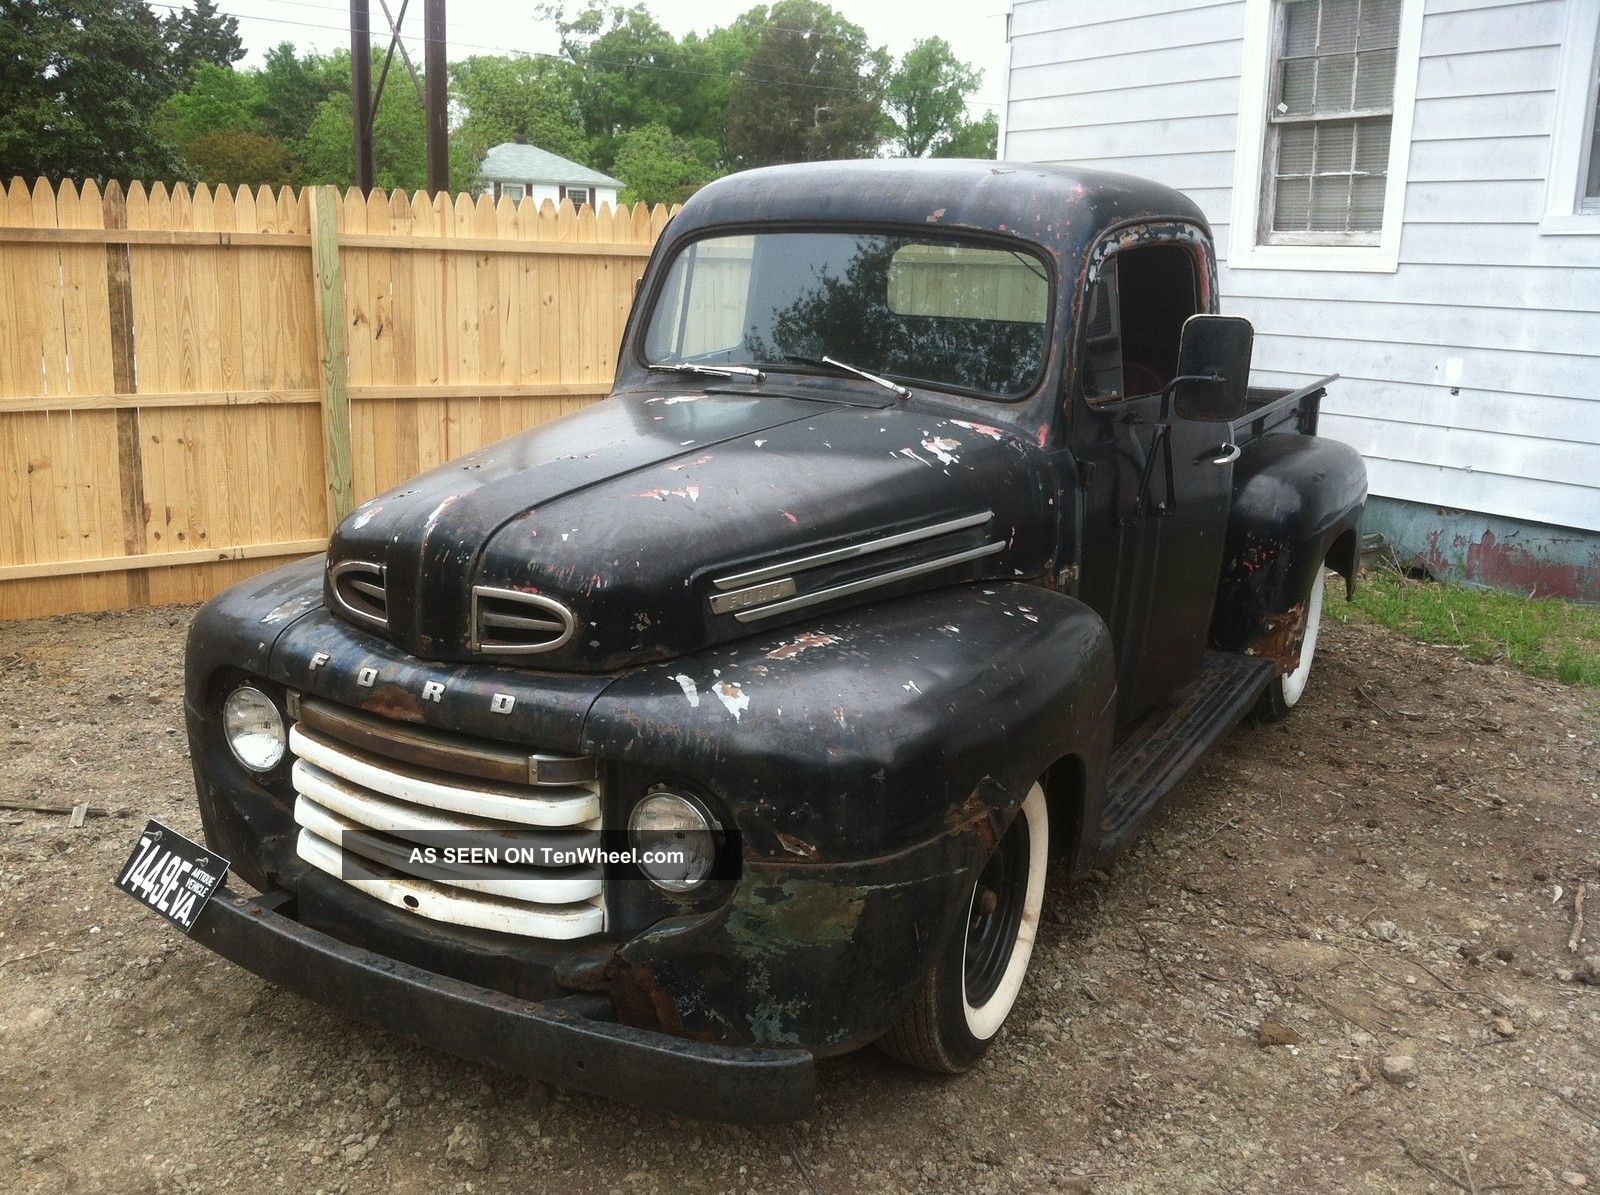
[878,784,1049,1073]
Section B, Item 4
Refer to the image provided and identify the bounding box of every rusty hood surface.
[326,389,1054,671]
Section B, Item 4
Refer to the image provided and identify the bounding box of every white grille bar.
[290,725,599,827]
[297,830,605,940]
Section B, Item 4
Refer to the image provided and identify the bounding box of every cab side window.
[1116,244,1199,399]
[1081,241,1201,405]
[1081,270,1123,403]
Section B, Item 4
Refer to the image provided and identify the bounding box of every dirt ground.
[1,599,1597,1194]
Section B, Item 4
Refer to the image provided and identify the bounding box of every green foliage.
[160,63,264,155]
[885,37,979,159]
[552,3,696,171]
[724,0,890,168]
[1330,567,1600,688]
[184,129,298,188]
[160,0,244,87]
[612,123,716,205]
[451,54,587,183]
[258,42,345,148]
[932,111,999,160]
[0,0,184,180]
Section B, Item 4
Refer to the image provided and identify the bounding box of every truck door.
[1070,236,1234,728]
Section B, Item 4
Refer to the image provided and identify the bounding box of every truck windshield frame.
[638,227,1057,402]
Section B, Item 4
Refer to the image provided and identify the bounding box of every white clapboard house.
[1003,0,1600,600]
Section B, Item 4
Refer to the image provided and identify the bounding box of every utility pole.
[424,0,448,196]
[350,0,374,193]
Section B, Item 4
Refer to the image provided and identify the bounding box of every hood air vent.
[329,561,388,633]
[472,586,577,655]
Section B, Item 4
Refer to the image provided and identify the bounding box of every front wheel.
[1254,566,1327,723]
[878,784,1049,1073]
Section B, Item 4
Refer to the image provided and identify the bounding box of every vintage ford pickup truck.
[177,159,1365,1123]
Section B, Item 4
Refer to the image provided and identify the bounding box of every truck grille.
[329,561,389,633]
[471,586,577,655]
[288,695,604,940]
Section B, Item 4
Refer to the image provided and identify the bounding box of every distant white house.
[477,141,623,210]
[1004,0,1600,601]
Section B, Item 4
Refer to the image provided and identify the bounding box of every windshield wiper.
[648,362,766,382]
[781,354,910,399]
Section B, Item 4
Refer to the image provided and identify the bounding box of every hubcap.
[964,816,1030,1007]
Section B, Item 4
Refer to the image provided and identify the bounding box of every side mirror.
[1171,314,1253,422]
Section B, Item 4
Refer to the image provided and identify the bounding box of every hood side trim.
[712,511,994,592]
[728,539,1006,623]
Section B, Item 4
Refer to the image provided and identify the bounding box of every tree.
[184,129,298,187]
[160,63,263,156]
[450,54,587,180]
[931,111,998,160]
[0,0,183,180]
[258,42,345,148]
[724,1,889,169]
[885,37,980,159]
[612,123,715,205]
[161,0,244,87]
[553,3,692,171]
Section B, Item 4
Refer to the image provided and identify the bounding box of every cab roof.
[669,159,1212,265]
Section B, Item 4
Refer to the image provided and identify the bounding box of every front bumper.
[191,886,817,1124]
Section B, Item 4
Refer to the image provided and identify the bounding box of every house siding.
[1004,0,1600,594]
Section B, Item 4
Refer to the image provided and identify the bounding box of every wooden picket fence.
[0,177,676,620]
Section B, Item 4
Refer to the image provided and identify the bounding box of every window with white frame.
[1543,2,1600,232]
[1260,0,1402,245]
[1583,50,1600,214]
[499,182,526,201]
[561,186,592,208]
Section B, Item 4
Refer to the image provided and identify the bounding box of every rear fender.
[1211,434,1367,670]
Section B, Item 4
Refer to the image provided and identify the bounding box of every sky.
[153,0,1012,118]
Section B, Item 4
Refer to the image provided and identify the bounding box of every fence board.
[1,177,676,620]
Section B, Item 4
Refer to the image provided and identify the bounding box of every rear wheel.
[878,784,1049,1072]
[1254,566,1327,723]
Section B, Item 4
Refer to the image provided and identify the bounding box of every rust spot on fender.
[1246,603,1307,673]
[776,832,820,861]
[947,786,999,855]
[766,631,841,661]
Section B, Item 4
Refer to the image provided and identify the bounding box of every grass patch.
[1329,566,1600,687]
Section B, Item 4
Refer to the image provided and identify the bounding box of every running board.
[1099,651,1275,850]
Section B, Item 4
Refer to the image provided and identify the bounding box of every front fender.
[1211,434,1366,668]
[581,582,1116,1051]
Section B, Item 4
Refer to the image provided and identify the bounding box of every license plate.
[114,819,230,933]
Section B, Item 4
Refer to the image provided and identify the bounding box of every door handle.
[1211,441,1241,465]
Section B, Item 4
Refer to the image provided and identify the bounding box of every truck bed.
[1233,374,1338,444]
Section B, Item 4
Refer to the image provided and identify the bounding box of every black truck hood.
[327,389,1053,671]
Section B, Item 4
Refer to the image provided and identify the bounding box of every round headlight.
[222,685,286,773]
[628,789,719,893]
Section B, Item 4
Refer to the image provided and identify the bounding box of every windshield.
[641,230,1052,400]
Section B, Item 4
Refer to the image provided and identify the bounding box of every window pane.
[1350,175,1387,228]
[1317,0,1360,53]
[1359,0,1402,48]
[1282,56,1317,113]
[1588,79,1600,199]
[1354,118,1390,172]
[1279,123,1316,174]
[1284,0,1319,56]
[1355,47,1398,107]
[1274,175,1312,229]
[1317,121,1356,172]
[643,232,1052,399]
[1309,174,1354,229]
[1314,52,1356,112]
